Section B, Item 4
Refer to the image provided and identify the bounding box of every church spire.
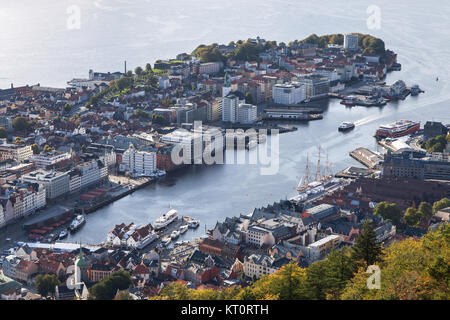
[224,72,231,87]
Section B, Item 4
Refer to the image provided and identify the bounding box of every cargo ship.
[375,120,420,138]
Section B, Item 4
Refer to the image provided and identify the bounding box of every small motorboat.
[188,220,200,229]
[170,230,180,240]
[338,122,355,132]
[161,237,171,247]
[179,225,188,234]
[59,230,68,239]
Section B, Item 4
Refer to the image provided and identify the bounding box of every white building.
[161,129,203,164]
[222,92,245,123]
[237,104,257,124]
[0,144,33,162]
[120,144,157,176]
[21,170,70,199]
[272,83,306,104]
[246,226,275,247]
[344,33,358,50]
[296,75,330,100]
[207,98,222,122]
[198,62,222,74]
[243,254,288,279]
[307,234,342,261]
[158,76,171,89]
[31,152,72,169]
[78,160,107,190]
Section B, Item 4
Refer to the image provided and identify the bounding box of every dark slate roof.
[404,227,427,237]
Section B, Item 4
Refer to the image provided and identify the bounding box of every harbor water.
[1,1,450,243]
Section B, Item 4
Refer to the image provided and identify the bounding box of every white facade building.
[21,170,70,199]
[237,104,258,124]
[222,93,245,123]
[161,129,203,164]
[31,152,72,169]
[120,144,157,176]
[272,83,306,104]
[79,160,107,189]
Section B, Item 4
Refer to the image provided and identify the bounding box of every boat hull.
[375,123,420,138]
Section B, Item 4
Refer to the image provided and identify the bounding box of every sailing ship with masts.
[292,146,343,202]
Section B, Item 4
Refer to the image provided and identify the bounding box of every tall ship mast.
[315,146,321,182]
[296,146,334,193]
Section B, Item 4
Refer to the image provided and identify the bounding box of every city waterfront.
[2,1,450,244]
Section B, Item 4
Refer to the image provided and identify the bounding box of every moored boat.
[154,209,178,230]
[340,96,357,106]
[179,225,188,234]
[170,230,180,240]
[188,220,200,229]
[69,215,86,233]
[59,230,68,239]
[375,120,420,138]
[161,237,171,247]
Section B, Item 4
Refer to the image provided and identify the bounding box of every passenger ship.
[154,208,178,230]
[374,120,420,138]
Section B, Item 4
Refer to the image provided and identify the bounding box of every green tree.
[192,44,226,63]
[12,117,30,131]
[321,247,356,299]
[14,137,24,145]
[432,197,450,214]
[274,262,308,299]
[425,135,446,152]
[35,274,59,298]
[158,282,190,300]
[152,114,168,126]
[418,202,433,220]
[89,270,132,300]
[31,143,39,154]
[0,126,7,138]
[145,63,152,73]
[63,103,72,113]
[342,224,450,300]
[303,259,330,299]
[43,145,53,153]
[245,92,253,104]
[134,109,150,119]
[236,287,257,300]
[404,207,422,226]
[135,66,143,77]
[373,202,402,226]
[114,290,133,300]
[351,220,383,267]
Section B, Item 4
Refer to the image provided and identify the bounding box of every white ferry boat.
[136,231,158,250]
[154,209,178,230]
[375,120,420,138]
